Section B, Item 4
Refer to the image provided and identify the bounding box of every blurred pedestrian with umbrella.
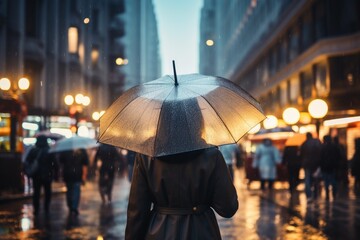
[24,135,55,215]
[98,64,265,239]
[94,143,122,204]
[51,135,96,215]
[58,148,89,216]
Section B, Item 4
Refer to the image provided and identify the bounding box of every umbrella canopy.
[285,133,307,146]
[50,135,98,153]
[99,74,265,157]
[34,130,65,141]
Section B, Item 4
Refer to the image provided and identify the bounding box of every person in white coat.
[253,138,281,190]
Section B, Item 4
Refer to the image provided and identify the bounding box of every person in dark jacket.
[333,136,349,190]
[320,135,341,200]
[24,136,55,215]
[125,148,238,240]
[300,132,322,202]
[283,146,301,194]
[126,150,136,182]
[58,148,89,215]
[351,138,360,193]
[94,143,122,204]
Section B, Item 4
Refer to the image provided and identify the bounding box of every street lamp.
[282,107,300,125]
[282,107,300,132]
[248,123,261,134]
[308,98,328,139]
[263,115,278,130]
[0,77,30,153]
[92,110,105,121]
[0,77,30,99]
[64,93,91,133]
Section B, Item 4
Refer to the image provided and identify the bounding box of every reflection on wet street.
[0,169,359,239]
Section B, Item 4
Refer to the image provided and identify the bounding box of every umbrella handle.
[172,60,179,86]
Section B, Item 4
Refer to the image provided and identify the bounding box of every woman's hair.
[155,98,207,156]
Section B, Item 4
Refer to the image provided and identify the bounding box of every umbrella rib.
[99,86,168,141]
[98,97,140,141]
[183,84,265,143]
[198,95,237,143]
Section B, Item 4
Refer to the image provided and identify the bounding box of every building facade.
[122,0,161,91]
[0,0,126,191]
[0,0,126,128]
[200,0,360,156]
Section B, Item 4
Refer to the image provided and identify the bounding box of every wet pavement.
[0,169,359,239]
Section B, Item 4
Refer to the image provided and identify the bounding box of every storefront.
[0,98,27,193]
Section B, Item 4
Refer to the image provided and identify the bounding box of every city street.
[2,169,360,239]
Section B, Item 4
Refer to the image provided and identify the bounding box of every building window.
[25,0,40,38]
[92,9,99,33]
[288,77,299,104]
[300,70,313,101]
[329,53,360,90]
[280,82,287,107]
[301,9,314,51]
[288,24,300,61]
[314,62,329,96]
[314,0,327,40]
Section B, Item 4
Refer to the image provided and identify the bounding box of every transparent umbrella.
[49,135,99,153]
[99,72,265,157]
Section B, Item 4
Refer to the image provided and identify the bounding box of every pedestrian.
[350,138,360,194]
[94,143,121,204]
[58,148,89,215]
[333,136,349,190]
[300,132,322,202]
[126,150,136,182]
[320,135,341,200]
[219,143,242,181]
[24,136,55,215]
[253,138,281,191]
[282,145,301,194]
[125,148,238,239]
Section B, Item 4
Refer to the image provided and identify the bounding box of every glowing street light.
[0,78,11,91]
[248,123,261,134]
[263,115,278,129]
[0,77,30,99]
[282,107,300,125]
[64,95,74,106]
[308,98,328,138]
[206,39,214,46]
[18,78,30,90]
[64,93,91,133]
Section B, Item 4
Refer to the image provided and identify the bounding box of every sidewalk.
[0,180,67,204]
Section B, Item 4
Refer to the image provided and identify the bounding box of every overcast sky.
[153,0,204,76]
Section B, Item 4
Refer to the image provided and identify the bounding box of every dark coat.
[95,144,121,177]
[25,146,54,181]
[59,149,89,183]
[125,147,238,240]
[320,142,341,173]
[351,138,360,177]
[300,138,321,172]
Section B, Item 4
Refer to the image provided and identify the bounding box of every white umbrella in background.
[50,135,99,153]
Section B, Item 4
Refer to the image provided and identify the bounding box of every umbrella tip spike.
[172,60,179,86]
